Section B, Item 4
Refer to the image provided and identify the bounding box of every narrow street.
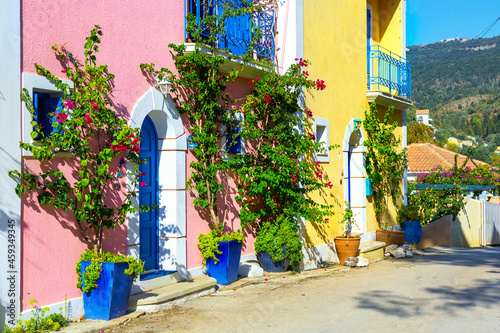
[109,247,500,333]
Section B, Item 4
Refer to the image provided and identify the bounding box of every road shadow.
[414,246,500,269]
[354,247,500,317]
[354,275,500,318]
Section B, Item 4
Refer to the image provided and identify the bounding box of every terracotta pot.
[376,230,405,248]
[334,237,361,264]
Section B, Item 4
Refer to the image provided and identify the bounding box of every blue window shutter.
[226,124,241,154]
[33,91,40,124]
[33,92,49,139]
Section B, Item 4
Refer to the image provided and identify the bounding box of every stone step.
[128,275,217,312]
[359,240,386,262]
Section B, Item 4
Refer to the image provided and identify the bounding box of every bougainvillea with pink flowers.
[408,158,500,225]
[233,58,337,266]
[415,163,499,186]
[140,3,335,267]
[9,26,150,254]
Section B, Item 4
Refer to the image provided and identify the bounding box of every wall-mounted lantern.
[155,76,172,97]
[353,119,362,131]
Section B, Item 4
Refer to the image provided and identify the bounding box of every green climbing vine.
[363,103,407,224]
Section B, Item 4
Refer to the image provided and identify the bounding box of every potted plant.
[376,221,405,248]
[334,202,361,264]
[197,231,244,285]
[253,216,303,272]
[397,203,423,245]
[9,26,148,320]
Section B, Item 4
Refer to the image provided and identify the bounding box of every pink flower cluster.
[64,99,75,110]
[84,114,93,123]
[265,94,272,104]
[290,158,299,184]
[305,109,313,117]
[314,161,323,179]
[110,133,140,153]
[55,113,68,123]
[307,132,316,141]
[294,58,308,68]
[90,100,98,110]
[313,79,326,90]
[248,77,260,88]
[139,172,147,187]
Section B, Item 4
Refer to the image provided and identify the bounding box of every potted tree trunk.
[334,202,361,264]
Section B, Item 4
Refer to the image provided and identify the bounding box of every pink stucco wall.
[21,0,256,310]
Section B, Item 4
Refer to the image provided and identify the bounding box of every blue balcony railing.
[368,45,411,100]
[186,0,275,61]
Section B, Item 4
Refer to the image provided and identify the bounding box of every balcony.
[367,45,412,109]
[186,0,275,62]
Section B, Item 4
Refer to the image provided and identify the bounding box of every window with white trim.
[314,117,329,162]
[22,73,73,150]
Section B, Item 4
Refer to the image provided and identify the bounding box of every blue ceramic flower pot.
[206,240,242,285]
[257,245,290,273]
[81,261,133,321]
[401,220,422,244]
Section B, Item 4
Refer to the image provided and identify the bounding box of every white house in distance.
[416,109,432,126]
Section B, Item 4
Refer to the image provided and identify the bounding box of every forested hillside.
[407,35,500,145]
[408,35,500,111]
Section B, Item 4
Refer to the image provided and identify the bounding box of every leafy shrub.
[2,300,67,333]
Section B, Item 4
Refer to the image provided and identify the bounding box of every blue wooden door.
[139,116,159,271]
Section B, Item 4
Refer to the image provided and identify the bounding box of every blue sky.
[407,0,500,45]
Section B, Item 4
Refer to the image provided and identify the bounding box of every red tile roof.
[415,110,429,115]
[408,143,489,172]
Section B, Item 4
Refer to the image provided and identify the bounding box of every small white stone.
[385,244,398,253]
[238,262,264,277]
[356,257,369,267]
[402,244,413,251]
[391,248,406,259]
[405,250,413,257]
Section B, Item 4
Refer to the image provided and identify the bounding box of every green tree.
[407,122,434,144]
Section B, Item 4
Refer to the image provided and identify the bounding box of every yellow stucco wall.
[369,0,404,55]
[303,0,405,248]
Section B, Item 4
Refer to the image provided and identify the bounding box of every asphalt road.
[111,246,500,333]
